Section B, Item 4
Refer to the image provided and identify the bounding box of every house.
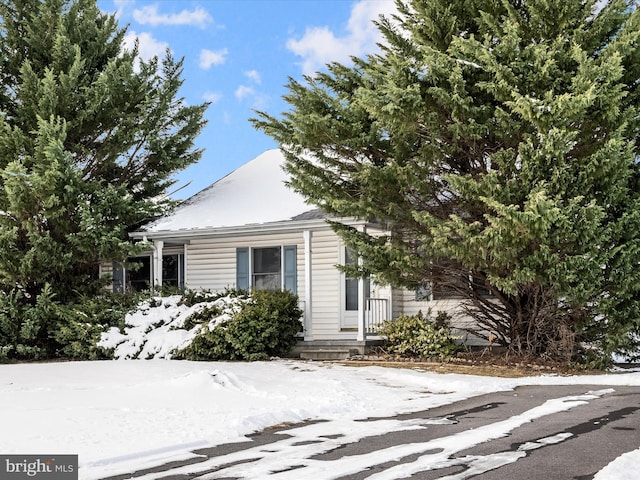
[111,149,480,359]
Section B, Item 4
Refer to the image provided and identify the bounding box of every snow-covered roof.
[141,149,316,233]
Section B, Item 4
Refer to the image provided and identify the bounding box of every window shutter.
[236,248,250,290]
[283,245,297,294]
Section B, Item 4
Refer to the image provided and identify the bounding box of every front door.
[340,248,370,330]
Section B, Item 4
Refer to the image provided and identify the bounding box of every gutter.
[129,217,371,242]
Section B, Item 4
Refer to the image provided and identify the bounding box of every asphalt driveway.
[100,384,640,480]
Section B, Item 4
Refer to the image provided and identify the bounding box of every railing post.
[364,298,390,336]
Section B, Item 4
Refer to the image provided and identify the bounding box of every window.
[253,247,281,290]
[129,256,152,291]
[414,267,490,301]
[162,254,185,288]
[470,273,492,297]
[432,281,465,300]
[113,253,184,292]
[236,246,296,293]
[415,282,431,301]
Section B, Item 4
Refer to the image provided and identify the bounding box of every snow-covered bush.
[378,310,459,360]
[99,289,303,361]
[98,290,247,359]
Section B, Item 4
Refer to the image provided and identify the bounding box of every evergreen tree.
[0,0,207,358]
[254,0,640,362]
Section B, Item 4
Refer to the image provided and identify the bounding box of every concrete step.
[299,349,352,361]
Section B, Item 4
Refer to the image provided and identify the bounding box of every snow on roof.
[142,149,315,233]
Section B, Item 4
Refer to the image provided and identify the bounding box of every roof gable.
[142,149,316,233]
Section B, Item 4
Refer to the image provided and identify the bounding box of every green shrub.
[51,291,148,360]
[378,310,459,360]
[177,289,303,361]
[0,285,146,361]
[0,286,56,361]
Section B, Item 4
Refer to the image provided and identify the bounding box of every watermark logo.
[0,455,77,479]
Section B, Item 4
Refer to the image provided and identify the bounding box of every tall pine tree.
[0,0,207,358]
[254,0,640,363]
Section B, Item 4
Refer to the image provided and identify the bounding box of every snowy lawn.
[1,360,640,480]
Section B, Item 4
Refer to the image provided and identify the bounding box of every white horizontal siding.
[186,241,236,290]
[162,224,488,344]
[306,228,342,340]
[393,287,488,345]
[187,231,306,295]
[395,287,464,318]
[184,227,346,340]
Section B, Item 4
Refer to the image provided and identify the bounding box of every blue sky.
[97,0,396,199]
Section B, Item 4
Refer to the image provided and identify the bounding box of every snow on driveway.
[1,360,639,479]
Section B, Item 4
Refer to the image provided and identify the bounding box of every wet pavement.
[99,384,640,480]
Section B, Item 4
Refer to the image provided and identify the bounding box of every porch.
[294,297,390,360]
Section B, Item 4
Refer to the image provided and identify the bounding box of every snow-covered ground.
[1,360,640,479]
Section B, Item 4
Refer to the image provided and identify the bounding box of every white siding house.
[121,149,479,356]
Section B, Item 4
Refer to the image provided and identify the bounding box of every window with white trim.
[236,246,297,293]
[113,253,184,292]
[414,268,491,301]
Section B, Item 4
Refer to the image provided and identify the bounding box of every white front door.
[341,275,359,330]
[340,247,369,330]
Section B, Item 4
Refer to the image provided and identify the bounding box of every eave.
[129,216,372,243]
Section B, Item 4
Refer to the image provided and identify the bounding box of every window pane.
[415,283,432,301]
[283,245,297,294]
[253,247,281,290]
[162,254,179,287]
[253,247,281,274]
[236,248,250,290]
[429,261,466,300]
[112,262,125,293]
[345,278,359,311]
[471,272,491,297]
[254,273,281,291]
[129,256,151,292]
[345,248,356,265]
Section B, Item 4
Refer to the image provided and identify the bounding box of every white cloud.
[122,30,168,62]
[287,0,397,75]
[245,70,261,84]
[199,48,228,69]
[112,0,134,18]
[133,4,213,29]
[234,85,269,110]
[203,91,223,104]
[235,85,255,101]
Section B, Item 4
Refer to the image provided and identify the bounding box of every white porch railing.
[364,297,389,337]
